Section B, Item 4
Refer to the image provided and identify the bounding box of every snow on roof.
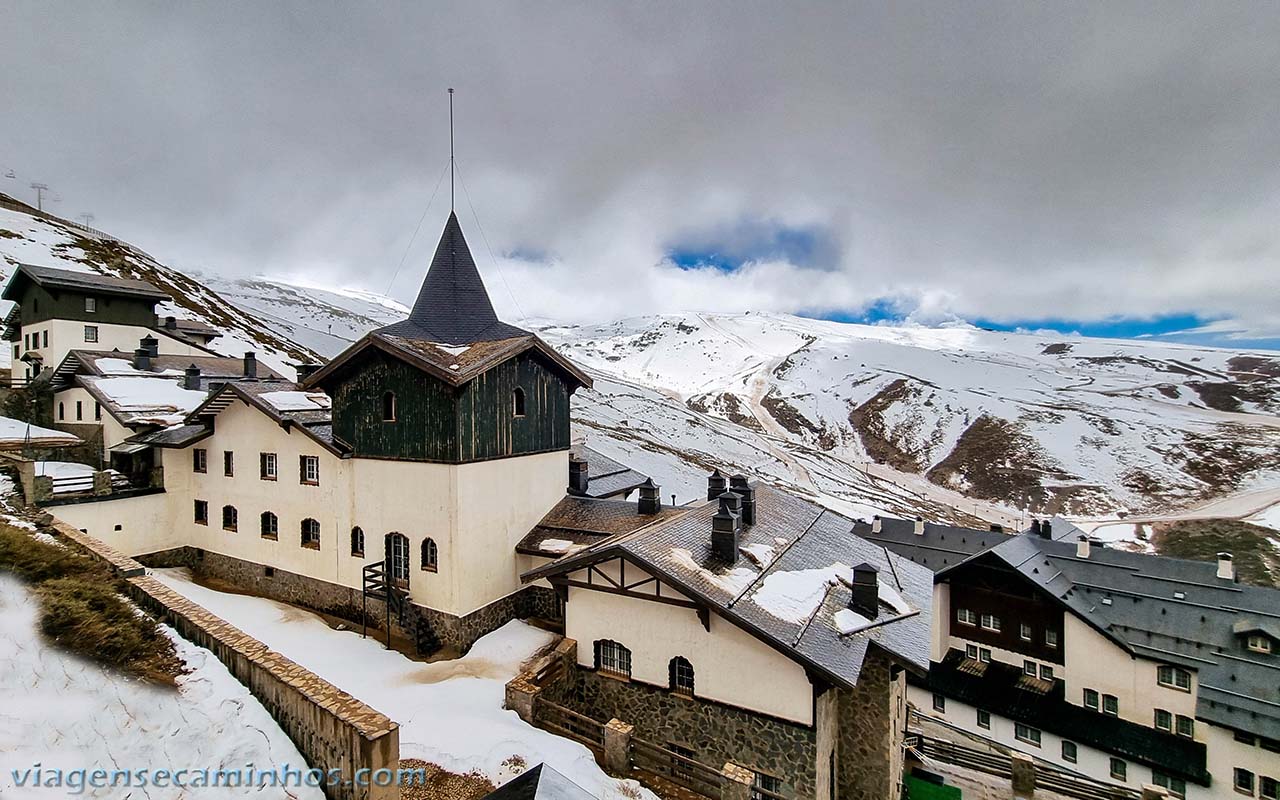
[750,563,853,624]
[91,377,209,425]
[258,391,332,412]
[669,547,757,594]
[94,357,183,377]
[0,416,79,445]
[538,538,586,556]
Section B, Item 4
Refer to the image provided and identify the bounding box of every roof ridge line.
[727,504,828,609]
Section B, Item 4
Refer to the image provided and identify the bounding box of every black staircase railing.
[360,560,441,656]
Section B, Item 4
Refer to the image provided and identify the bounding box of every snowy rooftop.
[0,416,79,447]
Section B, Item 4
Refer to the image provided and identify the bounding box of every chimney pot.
[850,562,880,619]
[140,335,159,358]
[568,456,589,495]
[165,315,177,329]
[711,507,740,563]
[1217,552,1235,581]
[871,515,883,534]
[183,364,201,391]
[707,469,727,501]
[1042,520,1054,539]
[913,517,925,536]
[243,352,258,378]
[638,477,662,515]
[1077,535,1091,559]
[1031,519,1043,537]
[133,347,152,371]
[729,474,756,526]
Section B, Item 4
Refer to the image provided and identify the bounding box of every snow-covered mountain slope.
[537,313,1280,515]
[0,194,319,377]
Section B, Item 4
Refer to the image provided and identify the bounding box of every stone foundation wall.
[138,546,559,653]
[47,522,400,800]
[557,667,818,797]
[836,647,907,800]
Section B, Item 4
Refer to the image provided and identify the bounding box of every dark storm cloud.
[3,2,1279,337]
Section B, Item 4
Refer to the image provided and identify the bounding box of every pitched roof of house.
[44,349,283,391]
[524,483,934,689]
[568,445,650,499]
[185,380,347,456]
[2,263,170,303]
[934,530,1280,741]
[482,764,596,800]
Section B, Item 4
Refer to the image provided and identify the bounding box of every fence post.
[721,762,754,800]
[33,475,53,503]
[1011,751,1035,798]
[504,675,541,724]
[1140,786,1169,800]
[92,471,113,495]
[603,719,633,774]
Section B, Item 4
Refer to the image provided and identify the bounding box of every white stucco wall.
[49,490,179,556]
[564,560,816,725]
[1204,723,1278,798]
[20,319,205,379]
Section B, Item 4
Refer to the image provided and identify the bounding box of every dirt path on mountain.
[1088,486,1280,526]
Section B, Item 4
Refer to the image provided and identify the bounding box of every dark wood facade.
[945,560,1065,665]
[12,282,158,329]
[330,348,572,463]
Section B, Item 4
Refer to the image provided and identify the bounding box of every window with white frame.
[1157,665,1192,691]
[1020,622,1032,641]
[300,455,319,485]
[1103,694,1119,716]
[932,693,946,712]
[261,512,278,539]
[1061,741,1077,763]
[957,608,977,625]
[1110,758,1127,781]
[977,709,990,729]
[980,613,1001,632]
[595,639,631,678]
[1014,723,1041,746]
[1154,772,1186,798]
[1024,660,1037,677]
[1084,688,1099,710]
[300,518,321,549]
[966,644,978,660]
[1260,776,1277,800]
[1234,769,1254,795]
[1247,635,1273,654]
[979,648,992,663]
[1176,715,1194,738]
[260,452,277,480]
[1045,630,1059,648]
[83,325,98,343]
[85,297,97,313]
[1039,664,1054,681]
[1155,709,1172,731]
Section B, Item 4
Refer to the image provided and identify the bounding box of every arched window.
[222,505,238,532]
[513,387,526,417]
[385,533,409,587]
[669,656,694,696]
[594,639,631,678]
[382,392,396,422]
[421,538,438,572]
[300,518,320,549]
[351,527,365,557]
[260,511,278,539]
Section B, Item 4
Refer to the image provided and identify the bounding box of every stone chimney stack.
[1031,519,1043,538]
[913,517,925,536]
[133,347,151,371]
[140,335,159,358]
[1077,535,1090,559]
[183,364,201,390]
[711,492,741,563]
[1042,520,1054,540]
[243,352,257,378]
[638,478,662,515]
[707,469,727,501]
[1217,552,1235,581]
[568,456,589,495]
[850,563,880,620]
[729,474,755,525]
[871,515,883,534]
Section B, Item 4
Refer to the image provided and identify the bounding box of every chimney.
[1077,535,1090,559]
[913,517,925,536]
[871,515,883,534]
[243,352,257,378]
[1217,552,1235,581]
[164,315,177,330]
[1030,519,1043,538]
[296,363,323,382]
[183,364,201,390]
[729,474,756,526]
[139,335,159,358]
[638,478,662,515]
[568,456,589,495]
[990,523,1004,533]
[850,563,880,620]
[1042,520,1054,540]
[707,469,727,501]
[711,493,741,563]
[133,347,152,371]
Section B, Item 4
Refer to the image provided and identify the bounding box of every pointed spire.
[379,213,525,346]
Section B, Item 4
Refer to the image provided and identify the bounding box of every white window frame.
[1039,664,1054,681]
[301,455,319,485]
[1157,665,1192,692]
[260,452,277,480]
[1061,740,1077,763]
[1020,623,1032,641]
[83,325,98,343]
[596,639,632,679]
[1247,635,1272,654]
[1155,709,1172,731]
[1014,723,1041,747]
[980,613,1001,632]
[85,297,97,313]
[1045,630,1059,648]
[957,608,977,626]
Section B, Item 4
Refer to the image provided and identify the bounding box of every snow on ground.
[1246,503,1280,533]
[0,573,322,799]
[150,568,657,799]
[0,415,79,445]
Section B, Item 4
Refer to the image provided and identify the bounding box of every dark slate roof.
[517,496,689,557]
[852,516,1009,571]
[378,212,528,346]
[2,263,170,302]
[124,424,212,448]
[44,349,283,391]
[483,764,597,800]
[569,445,650,499]
[525,484,934,688]
[918,650,1210,784]
[937,532,1280,741]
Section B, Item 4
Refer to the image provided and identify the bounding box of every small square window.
[1155,709,1172,730]
[1014,723,1041,747]
[965,644,978,660]
[1039,664,1054,681]
[976,709,990,729]
[1084,688,1099,710]
[260,452,277,480]
[979,648,991,663]
[85,297,97,313]
[1102,695,1119,716]
[1024,660,1037,677]
[83,325,98,343]
[932,693,946,712]
[1235,769,1255,795]
[1045,630,1059,648]
[1110,758,1127,781]
[1175,715,1194,738]
[1061,740,1077,763]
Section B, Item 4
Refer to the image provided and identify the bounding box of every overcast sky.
[4,2,1279,346]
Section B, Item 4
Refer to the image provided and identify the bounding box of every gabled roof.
[185,380,348,456]
[43,349,283,392]
[567,445,650,499]
[483,764,596,800]
[2,263,170,303]
[379,212,528,346]
[524,483,934,689]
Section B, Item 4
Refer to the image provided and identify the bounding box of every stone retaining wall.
[45,521,401,800]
